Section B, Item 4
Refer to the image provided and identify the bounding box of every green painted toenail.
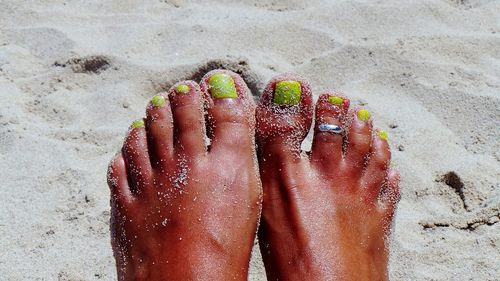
[377,130,388,140]
[131,119,145,129]
[176,84,190,93]
[151,95,166,107]
[208,73,238,98]
[328,96,344,105]
[273,81,301,106]
[357,109,370,122]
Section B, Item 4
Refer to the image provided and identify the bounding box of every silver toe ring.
[318,123,344,135]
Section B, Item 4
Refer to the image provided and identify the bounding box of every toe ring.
[318,123,344,135]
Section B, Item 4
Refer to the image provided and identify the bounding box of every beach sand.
[0,0,499,280]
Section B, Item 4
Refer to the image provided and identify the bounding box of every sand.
[1,0,499,280]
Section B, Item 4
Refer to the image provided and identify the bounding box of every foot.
[107,70,261,280]
[256,75,400,281]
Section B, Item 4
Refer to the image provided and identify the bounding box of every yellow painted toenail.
[208,73,238,98]
[328,96,343,105]
[377,130,388,140]
[176,84,190,93]
[151,95,166,107]
[357,109,370,122]
[274,81,301,105]
[131,119,145,129]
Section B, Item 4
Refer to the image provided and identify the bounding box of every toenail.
[208,73,238,98]
[377,130,388,140]
[176,84,190,94]
[131,119,145,129]
[273,81,301,105]
[328,96,343,105]
[357,109,371,122]
[151,95,166,107]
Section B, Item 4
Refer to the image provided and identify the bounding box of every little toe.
[361,129,391,202]
[256,73,313,161]
[199,70,256,156]
[311,93,350,172]
[168,81,207,157]
[379,168,401,216]
[146,93,174,167]
[122,119,153,193]
[343,108,373,175]
[107,153,134,205]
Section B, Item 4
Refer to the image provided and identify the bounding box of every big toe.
[256,74,313,161]
[199,70,256,158]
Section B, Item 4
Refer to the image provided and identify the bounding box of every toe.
[169,81,207,157]
[311,93,350,172]
[343,108,373,174]
[361,129,391,202]
[108,153,134,260]
[146,93,174,167]
[256,73,313,213]
[107,153,134,204]
[256,73,313,161]
[122,119,153,193]
[199,70,256,156]
[378,168,400,215]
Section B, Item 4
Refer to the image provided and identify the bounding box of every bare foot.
[256,74,400,281]
[107,70,261,280]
